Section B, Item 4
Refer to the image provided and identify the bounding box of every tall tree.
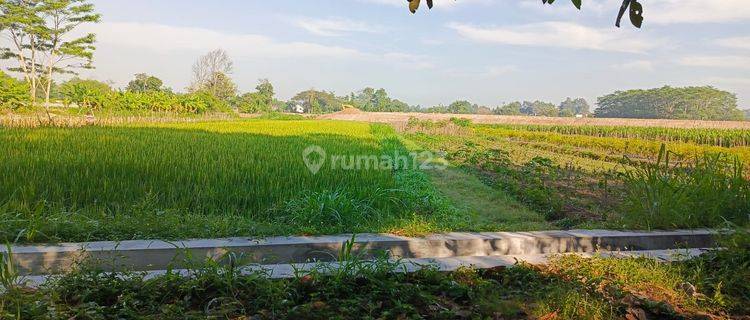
[126,73,164,93]
[290,89,341,114]
[0,0,45,104]
[190,49,236,100]
[494,102,522,116]
[521,100,558,117]
[232,79,276,113]
[595,86,743,121]
[0,0,100,110]
[349,87,409,112]
[559,97,590,117]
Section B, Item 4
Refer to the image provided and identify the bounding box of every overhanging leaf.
[571,0,581,10]
[629,0,643,28]
[408,0,421,14]
[615,0,631,27]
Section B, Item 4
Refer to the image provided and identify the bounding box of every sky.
[69,0,750,108]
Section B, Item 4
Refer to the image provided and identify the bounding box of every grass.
[0,119,458,243]
[2,115,748,243]
[404,120,750,230]
[425,166,552,231]
[1,231,747,319]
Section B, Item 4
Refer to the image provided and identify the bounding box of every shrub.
[0,72,30,110]
[59,81,230,114]
[620,145,750,229]
[59,78,112,109]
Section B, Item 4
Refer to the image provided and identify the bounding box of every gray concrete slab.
[2,230,718,276]
[14,248,712,289]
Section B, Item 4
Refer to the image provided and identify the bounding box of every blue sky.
[79,0,750,108]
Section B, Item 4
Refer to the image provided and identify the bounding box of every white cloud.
[448,21,655,53]
[679,55,750,69]
[613,60,654,71]
[705,77,750,87]
[83,22,361,58]
[484,65,518,77]
[716,37,750,50]
[382,52,435,69]
[293,17,383,37]
[649,0,750,24]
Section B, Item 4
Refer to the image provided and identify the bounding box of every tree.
[595,86,743,121]
[126,73,164,93]
[0,0,101,111]
[232,79,276,113]
[521,100,558,117]
[447,100,477,114]
[559,97,590,117]
[348,87,410,112]
[58,77,110,109]
[406,0,644,28]
[290,89,342,114]
[494,102,522,115]
[189,49,237,101]
[0,71,30,110]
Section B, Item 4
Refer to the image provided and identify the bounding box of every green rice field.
[1,117,748,243]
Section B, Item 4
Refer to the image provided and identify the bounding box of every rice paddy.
[0,119,458,243]
[1,115,748,243]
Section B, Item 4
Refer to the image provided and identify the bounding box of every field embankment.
[318,110,750,129]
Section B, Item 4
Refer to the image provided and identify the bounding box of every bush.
[59,80,230,114]
[620,145,750,229]
[0,72,30,110]
[59,78,112,109]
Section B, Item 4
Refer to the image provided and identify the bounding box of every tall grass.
[620,145,750,229]
[0,120,455,242]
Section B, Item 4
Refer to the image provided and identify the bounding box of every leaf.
[426,0,433,9]
[615,0,631,28]
[408,0,421,13]
[571,0,581,9]
[629,0,643,28]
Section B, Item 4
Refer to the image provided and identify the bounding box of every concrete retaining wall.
[3,229,717,276]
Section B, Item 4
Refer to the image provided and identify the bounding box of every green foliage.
[521,100,559,117]
[58,77,111,109]
[559,97,590,116]
[620,146,750,229]
[58,78,228,113]
[494,101,522,115]
[346,87,410,112]
[492,123,750,148]
[0,120,457,243]
[0,71,29,110]
[0,0,101,104]
[192,72,237,101]
[126,73,165,93]
[290,89,342,114]
[232,79,276,113]
[683,230,750,314]
[5,244,747,319]
[0,244,19,293]
[596,86,743,121]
